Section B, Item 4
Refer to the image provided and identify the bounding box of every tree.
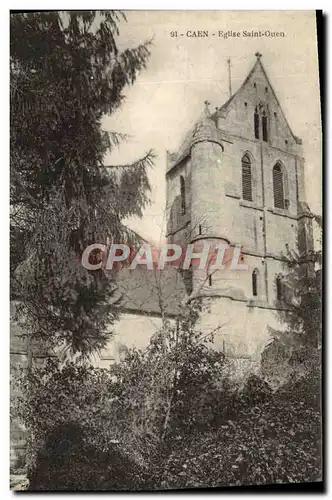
[10,11,155,356]
[11,360,149,490]
[262,214,322,385]
[11,298,233,489]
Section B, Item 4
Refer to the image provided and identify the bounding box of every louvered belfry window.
[273,164,285,209]
[242,154,252,201]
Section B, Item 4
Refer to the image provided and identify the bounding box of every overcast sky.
[103,10,322,244]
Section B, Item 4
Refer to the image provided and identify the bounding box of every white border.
[1,3,328,499]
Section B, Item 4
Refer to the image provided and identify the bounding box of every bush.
[157,373,322,489]
[12,307,235,490]
[12,307,322,490]
[28,423,147,491]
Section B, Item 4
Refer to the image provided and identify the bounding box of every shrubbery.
[10,9,322,492]
[160,374,321,489]
[27,423,147,491]
[12,303,322,490]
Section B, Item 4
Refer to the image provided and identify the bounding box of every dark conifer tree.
[10,11,155,356]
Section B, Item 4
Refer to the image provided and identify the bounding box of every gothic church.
[165,52,314,366]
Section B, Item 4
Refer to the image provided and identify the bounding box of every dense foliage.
[160,374,321,489]
[10,10,322,492]
[12,301,322,490]
[12,303,230,482]
[262,215,322,387]
[26,422,144,491]
[10,11,154,356]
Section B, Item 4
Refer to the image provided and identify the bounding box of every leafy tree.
[261,214,322,386]
[12,295,322,490]
[160,382,322,489]
[11,359,150,489]
[95,299,231,465]
[10,11,154,356]
[12,299,233,488]
[27,422,147,491]
[279,215,322,349]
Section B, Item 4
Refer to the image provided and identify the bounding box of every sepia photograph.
[9,9,323,491]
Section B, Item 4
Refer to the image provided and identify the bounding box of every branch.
[104,149,156,170]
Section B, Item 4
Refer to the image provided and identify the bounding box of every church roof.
[114,266,187,318]
[111,231,187,318]
[167,53,302,174]
[212,53,302,144]
[166,111,230,173]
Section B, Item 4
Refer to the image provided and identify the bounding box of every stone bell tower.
[166,53,313,365]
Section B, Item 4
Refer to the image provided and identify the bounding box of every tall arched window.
[262,110,268,142]
[242,154,252,201]
[254,103,269,141]
[254,107,260,139]
[273,163,285,209]
[252,269,258,296]
[180,175,186,215]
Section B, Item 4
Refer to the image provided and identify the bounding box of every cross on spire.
[255,52,262,59]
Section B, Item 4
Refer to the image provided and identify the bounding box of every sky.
[103,10,322,244]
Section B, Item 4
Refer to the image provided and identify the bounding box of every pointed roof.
[167,104,231,173]
[167,54,302,175]
[212,53,302,144]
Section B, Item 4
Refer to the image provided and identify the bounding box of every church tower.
[166,53,314,367]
